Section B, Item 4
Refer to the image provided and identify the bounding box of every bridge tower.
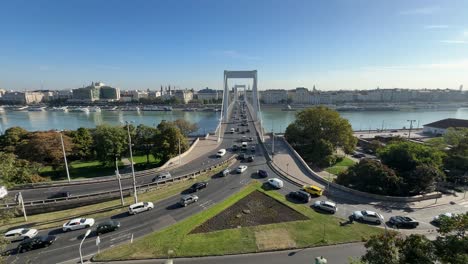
[221,70,259,122]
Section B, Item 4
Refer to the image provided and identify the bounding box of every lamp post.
[125,121,138,204]
[407,120,416,139]
[115,158,124,206]
[79,229,91,264]
[58,131,71,183]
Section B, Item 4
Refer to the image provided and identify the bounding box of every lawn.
[324,157,356,175]
[1,163,230,233]
[95,182,382,261]
[40,154,161,181]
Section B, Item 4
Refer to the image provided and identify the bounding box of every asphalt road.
[4,102,468,263]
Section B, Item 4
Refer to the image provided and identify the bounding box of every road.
[4,101,468,263]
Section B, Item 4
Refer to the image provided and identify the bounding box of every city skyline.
[1,0,468,90]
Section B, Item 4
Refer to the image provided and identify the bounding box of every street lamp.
[407,120,416,139]
[57,130,71,183]
[79,229,91,264]
[125,121,138,204]
[115,157,124,206]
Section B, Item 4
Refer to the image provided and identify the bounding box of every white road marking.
[199,200,214,209]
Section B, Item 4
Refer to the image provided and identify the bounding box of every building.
[0,91,45,104]
[56,89,73,100]
[174,89,194,104]
[423,118,468,135]
[100,86,120,101]
[71,82,119,102]
[261,89,288,104]
[196,87,221,101]
[291,87,311,104]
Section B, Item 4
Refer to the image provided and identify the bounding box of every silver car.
[179,194,198,207]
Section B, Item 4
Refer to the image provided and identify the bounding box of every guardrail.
[1,155,237,214]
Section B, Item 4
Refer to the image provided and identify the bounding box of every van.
[128,202,154,215]
[152,172,172,182]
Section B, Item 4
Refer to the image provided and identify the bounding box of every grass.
[1,163,229,233]
[324,157,356,175]
[40,154,161,181]
[95,182,383,261]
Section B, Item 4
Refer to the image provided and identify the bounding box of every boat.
[68,107,90,113]
[281,105,296,111]
[183,108,196,112]
[121,106,140,111]
[89,106,101,112]
[163,106,172,111]
[28,106,46,112]
[11,106,29,111]
[105,106,118,111]
[50,106,68,112]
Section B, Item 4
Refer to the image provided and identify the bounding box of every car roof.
[98,220,118,226]
[306,185,322,190]
[130,202,145,208]
[320,201,336,207]
[5,228,27,235]
[363,210,377,216]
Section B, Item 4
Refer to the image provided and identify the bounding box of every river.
[0,107,467,134]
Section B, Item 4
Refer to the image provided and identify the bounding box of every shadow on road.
[166,203,182,210]
[111,212,129,220]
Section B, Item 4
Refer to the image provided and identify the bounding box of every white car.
[352,210,384,224]
[313,201,337,213]
[128,201,154,215]
[216,149,226,157]
[236,165,248,173]
[63,218,95,232]
[267,178,284,189]
[432,212,454,225]
[0,186,7,199]
[4,228,38,242]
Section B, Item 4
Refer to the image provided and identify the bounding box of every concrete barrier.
[159,137,200,170]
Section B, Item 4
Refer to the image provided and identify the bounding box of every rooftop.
[423,118,468,129]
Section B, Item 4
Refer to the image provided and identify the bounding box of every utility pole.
[115,158,124,206]
[381,120,385,131]
[407,120,416,139]
[18,192,27,221]
[59,132,71,183]
[272,132,275,156]
[126,122,138,204]
[178,137,181,165]
[80,229,91,264]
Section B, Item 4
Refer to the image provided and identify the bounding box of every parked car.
[257,169,268,178]
[352,210,384,224]
[96,220,121,235]
[47,191,71,199]
[232,144,239,151]
[238,153,246,160]
[250,146,256,152]
[248,137,253,142]
[216,149,226,157]
[246,128,250,133]
[288,190,311,203]
[188,182,208,192]
[303,185,323,196]
[0,186,8,199]
[128,202,154,215]
[267,178,284,189]
[152,172,172,182]
[247,155,255,162]
[179,194,198,207]
[4,228,38,242]
[17,235,56,253]
[389,216,419,228]
[432,212,454,226]
[230,128,235,133]
[313,201,337,213]
[63,218,95,232]
[220,168,230,177]
[236,165,248,173]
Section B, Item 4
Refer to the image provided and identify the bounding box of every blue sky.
[1,0,467,91]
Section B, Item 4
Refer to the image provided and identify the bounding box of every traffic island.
[94,182,383,261]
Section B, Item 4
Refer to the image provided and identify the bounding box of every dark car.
[247,156,254,162]
[288,191,311,203]
[248,137,254,142]
[47,192,71,199]
[246,128,250,133]
[188,182,208,192]
[238,153,246,160]
[96,220,120,235]
[17,235,57,253]
[241,130,246,134]
[257,169,268,178]
[232,144,239,151]
[389,216,419,228]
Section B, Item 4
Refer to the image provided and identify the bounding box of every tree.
[70,127,94,160]
[15,131,73,169]
[0,126,29,153]
[152,121,188,162]
[336,159,402,195]
[171,119,198,136]
[361,232,400,264]
[93,125,128,166]
[434,212,468,264]
[284,106,356,167]
[134,125,159,164]
[0,152,44,187]
[406,164,443,194]
[397,235,436,264]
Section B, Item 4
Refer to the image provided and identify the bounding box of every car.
[352,210,384,224]
[230,128,235,133]
[267,178,284,189]
[0,186,7,199]
[389,216,419,228]
[220,168,230,177]
[236,165,248,173]
[4,228,38,242]
[17,235,57,253]
[241,142,248,150]
[432,212,454,225]
[187,182,208,192]
[241,123,248,126]
[303,185,323,196]
[257,169,268,178]
[216,149,226,157]
[248,137,253,142]
[250,146,256,152]
[179,194,198,207]
[246,128,250,133]
[313,201,337,213]
[96,220,120,235]
[288,190,311,203]
[63,218,95,232]
[47,191,71,199]
[232,144,239,151]
[152,172,172,182]
[247,156,254,162]
[241,130,246,134]
[238,153,246,160]
[391,130,399,132]
[128,202,154,215]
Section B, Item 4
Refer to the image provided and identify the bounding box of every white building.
[261,89,288,104]
[423,118,468,135]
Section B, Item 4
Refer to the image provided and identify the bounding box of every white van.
[152,172,172,182]
[267,178,284,189]
[216,149,226,157]
[241,142,248,150]
[128,202,154,215]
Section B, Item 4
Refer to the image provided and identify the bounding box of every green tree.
[397,235,436,264]
[336,159,402,195]
[0,126,29,153]
[361,232,400,264]
[284,106,356,166]
[171,119,198,136]
[0,152,44,186]
[434,212,468,264]
[134,125,159,164]
[93,125,128,166]
[70,127,94,160]
[406,164,443,194]
[152,121,188,162]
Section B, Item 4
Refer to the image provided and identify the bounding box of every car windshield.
[80,218,86,223]
[21,229,29,234]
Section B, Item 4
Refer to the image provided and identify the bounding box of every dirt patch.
[255,228,296,250]
[190,191,308,234]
